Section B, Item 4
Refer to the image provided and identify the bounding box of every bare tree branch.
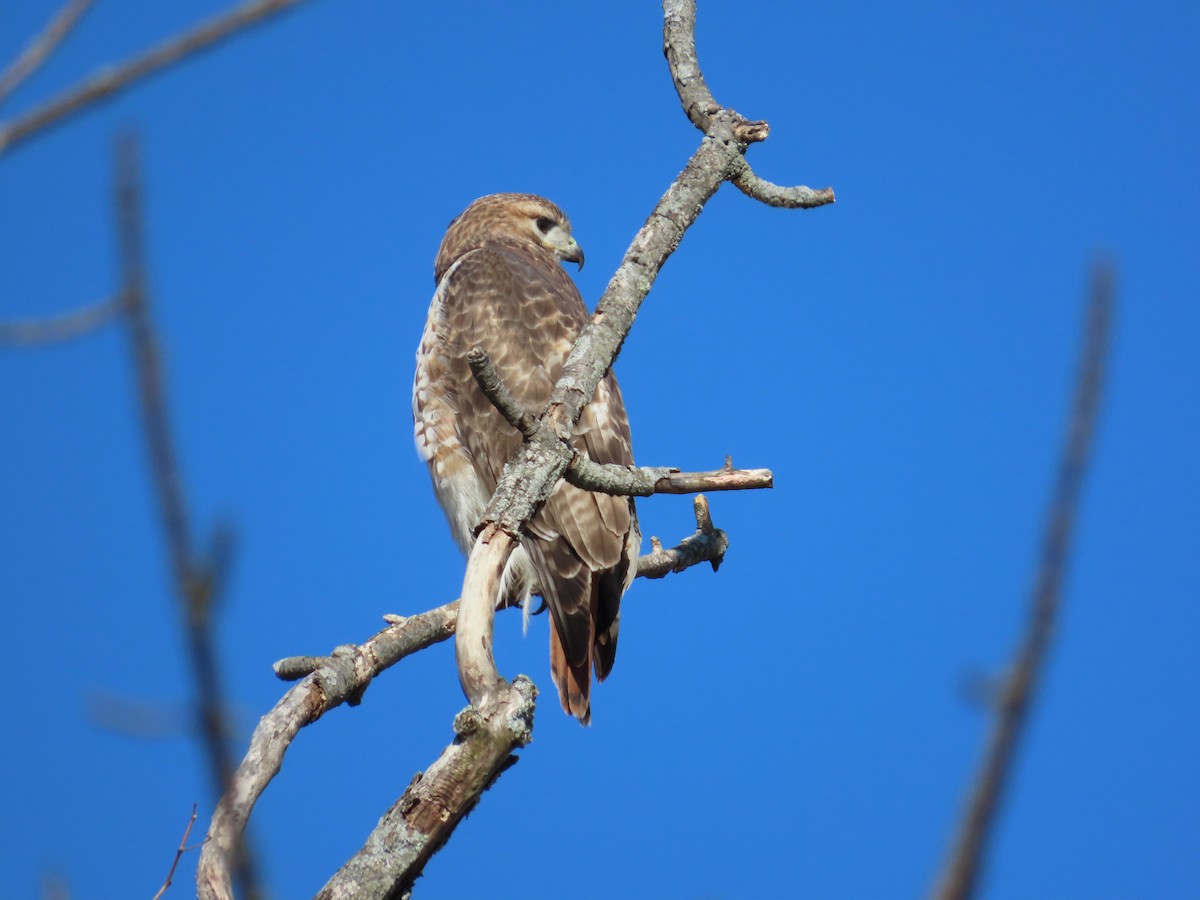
[151,803,199,900]
[729,157,836,209]
[0,295,124,346]
[637,495,729,578]
[0,0,311,157]
[454,0,832,717]
[115,133,263,900]
[198,505,729,897]
[0,0,92,104]
[196,603,461,900]
[466,345,539,438]
[467,345,773,497]
[567,454,772,496]
[662,0,834,209]
[315,677,536,900]
[931,261,1115,900]
[201,1,831,893]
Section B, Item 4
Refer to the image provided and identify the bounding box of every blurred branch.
[0,0,311,156]
[931,260,1115,900]
[0,295,124,346]
[151,803,199,900]
[0,0,92,104]
[114,133,263,900]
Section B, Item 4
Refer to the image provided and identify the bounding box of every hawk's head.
[435,193,584,281]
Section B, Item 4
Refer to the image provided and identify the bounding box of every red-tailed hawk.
[413,193,640,725]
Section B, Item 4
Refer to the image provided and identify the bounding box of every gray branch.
[199,505,728,899]
[0,0,312,157]
[729,157,836,209]
[196,603,461,900]
[466,345,538,439]
[0,294,125,346]
[566,454,772,496]
[203,1,832,895]
[930,261,1115,900]
[0,0,92,104]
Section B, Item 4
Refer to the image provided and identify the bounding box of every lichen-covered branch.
[196,603,461,900]
[729,157,836,209]
[637,495,729,578]
[456,0,831,713]
[566,454,772,496]
[314,678,536,900]
[931,261,1115,900]
[466,346,773,499]
[202,2,831,894]
[467,346,538,438]
[0,0,312,156]
[202,506,725,897]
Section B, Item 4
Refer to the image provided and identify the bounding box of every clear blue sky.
[2,1,1197,897]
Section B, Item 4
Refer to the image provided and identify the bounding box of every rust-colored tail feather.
[549,622,592,726]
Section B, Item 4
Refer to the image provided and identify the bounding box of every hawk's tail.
[549,623,592,726]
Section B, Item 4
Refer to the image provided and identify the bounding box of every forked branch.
[454,0,832,719]
[197,506,728,898]
[0,0,312,156]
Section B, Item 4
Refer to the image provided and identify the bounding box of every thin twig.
[0,0,93,104]
[730,157,836,209]
[931,261,1115,900]
[115,133,263,900]
[0,0,311,156]
[0,295,125,346]
[151,803,199,900]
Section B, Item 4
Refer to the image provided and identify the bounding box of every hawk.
[413,193,640,725]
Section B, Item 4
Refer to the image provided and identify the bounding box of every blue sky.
[1,0,1197,897]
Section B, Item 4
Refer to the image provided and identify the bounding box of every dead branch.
[454,0,831,718]
[466,345,538,438]
[0,295,124,346]
[467,345,773,497]
[196,603,461,900]
[198,508,728,897]
[567,454,772,496]
[931,261,1115,900]
[662,0,835,208]
[151,803,199,900]
[315,678,535,900]
[202,2,830,894]
[0,0,92,104]
[638,495,729,578]
[0,0,311,157]
[115,134,263,900]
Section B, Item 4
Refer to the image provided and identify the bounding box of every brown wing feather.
[435,242,637,721]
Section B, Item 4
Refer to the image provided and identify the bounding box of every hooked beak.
[560,239,585,271]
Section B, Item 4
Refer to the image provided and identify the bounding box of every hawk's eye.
[535,216,555,235]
